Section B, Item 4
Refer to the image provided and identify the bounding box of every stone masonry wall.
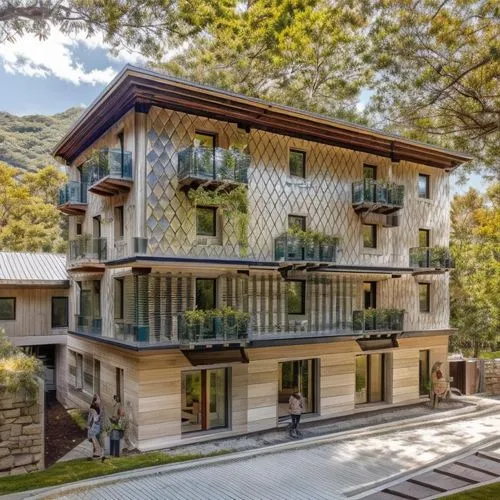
[484,360,500,395]
[0,380,44,476]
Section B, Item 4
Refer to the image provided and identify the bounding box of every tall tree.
[0,162,66,252]
[450,183,500,357]
[0,0,228,58]
[370,0,500,177]
[156,0,372,122]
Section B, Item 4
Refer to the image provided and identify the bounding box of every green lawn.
[0,450,230,494]
[479,351,500,360]
[444,481,500,499]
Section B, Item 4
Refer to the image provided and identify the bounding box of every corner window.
[418,174,430,199]
[419,283,430,312]
[0,298,16,320]
[114,278,124,320]
[51,297,68,328]
[363,224,377,248]
[196,278,217,310]
[289,149,306,178]
[288,215,306,231]
[114,206,124,239]
[196,207,217,237]
[287,281,305,315]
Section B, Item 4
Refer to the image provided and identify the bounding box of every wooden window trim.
[289,149,306,178]
[51,296,69,328]
[0,297,16,320]
[418,173,430,199]
[419,283,431,313]
[287,280,306,315]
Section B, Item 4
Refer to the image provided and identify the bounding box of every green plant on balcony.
[430,246,449,267]
[188,185,249,257]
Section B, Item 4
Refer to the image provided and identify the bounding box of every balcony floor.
[353,201,402,215]
[57,202,87,215]
[88,176,133,196]
[179,176,245,192]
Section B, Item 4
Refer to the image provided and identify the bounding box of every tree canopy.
[0,163,66,252]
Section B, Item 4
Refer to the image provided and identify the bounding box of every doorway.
[278,359,316,419]
[181,368,228,433]
[355,354,385,404]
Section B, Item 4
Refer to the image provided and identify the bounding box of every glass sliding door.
[355,354,385,404]
[181,368,228,433]
[355,355,368,404]
[278,359,316,418]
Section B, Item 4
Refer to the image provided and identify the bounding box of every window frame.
[196,206,218,237]
[196,278,217,310]
[114,278,125,320]
[419,283,431,313]
[288,214,306,231]
[418,174,430,199]
[362,224,377,249]
[194,131,217,149]
[114,205,124,239]
[289,149,306,178]
[51,296,69,328]
[0,297,16,320]
[363,164,377,180]
[287,280,306,316]
[418,228,430,248]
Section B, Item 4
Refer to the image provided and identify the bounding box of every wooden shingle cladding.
[54,66,472,170]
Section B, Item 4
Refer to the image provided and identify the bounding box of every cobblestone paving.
[47,411,500,500]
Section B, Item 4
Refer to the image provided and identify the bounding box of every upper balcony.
[58,181,88,215]
[275,232,338,263]
[409,247,454,271]
[68,235,107,269]
[352,179,404,215]
[84,148,133,196]
[178,146,250,191]
[352,309,405,333]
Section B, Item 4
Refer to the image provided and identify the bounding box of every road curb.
[5,400,500,499]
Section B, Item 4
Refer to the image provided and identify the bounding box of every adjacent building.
[53,65,471,450]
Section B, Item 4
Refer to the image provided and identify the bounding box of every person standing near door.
[289,390,304,438]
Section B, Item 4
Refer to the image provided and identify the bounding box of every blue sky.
[0,29,483,193]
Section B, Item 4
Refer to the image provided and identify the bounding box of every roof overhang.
[54,65,473,169]
[0,280,69,288]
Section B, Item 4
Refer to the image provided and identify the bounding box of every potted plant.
[431,246,449,268]
[318,234,339,262]
[184,309,207,341]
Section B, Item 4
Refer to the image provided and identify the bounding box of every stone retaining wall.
[484,359,500,395]
[0,380,44,476]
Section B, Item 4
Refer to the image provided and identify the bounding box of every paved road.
[48,411,500,500]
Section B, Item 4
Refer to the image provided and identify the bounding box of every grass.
[68,409,88,431]
[479,351,500,360]
[0,450,231,494]
[444,481,500,499]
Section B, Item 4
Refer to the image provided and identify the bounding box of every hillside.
[0,107,83,170]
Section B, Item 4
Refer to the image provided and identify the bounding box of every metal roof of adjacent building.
[0,252,68,285]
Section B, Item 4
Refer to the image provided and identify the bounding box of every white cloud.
[0,27,117,86]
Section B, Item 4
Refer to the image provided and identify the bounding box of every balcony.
[75,315,102,335]
[113,237,148,260]
[352,309,405,333]
[114,323,150,342]
[352,179,404,215]
[409,247,454,270]
[274,233,338,263]
[58,182,88,215]
[84,148,133,196]
[68,236,107,268]
[178,146,250,190]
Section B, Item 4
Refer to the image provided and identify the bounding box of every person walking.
[288,390,304,438]
[87,396,103,459]
[109,407,125,457]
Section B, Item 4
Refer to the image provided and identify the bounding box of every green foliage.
[184,307,251,326]
[0,450,231,494]
[68,409,88,431]
[450,183,500,357]
[369,0,499,176]
[188,185,249,256]
[0,162,67,252]
[287,227,340,246]
[444,481,500,500]
[0,330,43,398]
[0,107,82,171]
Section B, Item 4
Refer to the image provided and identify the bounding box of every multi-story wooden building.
[54,65,471,450]
[0,252,69,394]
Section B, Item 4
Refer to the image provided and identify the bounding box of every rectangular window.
[94,359,101,396]
[196,207,217,237]
[287,281,305,315]
[194,132,216,149]
[51,297,68,328]
[196,278,216,310]
[76,223,82,235]
[75,352,83,390]
[419,350,430,396]
[0,298,16,320]
[116,367,124,403]
[114,206,124,239]
[355,354,385,404]
[363,224,377,248]
[278,359,316,418]
[419,229,430,247]
[363,282,377,310]
[83,354,94,395]
[114,278,124,319]
[363,164,377,180]
[288,214,306,231]
[419,283,430,312]
[93,215,101,238]
[289,149,306,178]
[418,174,430,199]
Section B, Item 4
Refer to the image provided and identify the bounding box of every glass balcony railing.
[84,148,132,185]
[59,181,88,206]
[352,179,404,213]
[68,236,107,263]
[274,234,338,262]
[178,315,249,344]
[409,247,454,269]
[178,147,250,185]
[114,323,150,342]
[352,309,405,333]
[75,315,102,335]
